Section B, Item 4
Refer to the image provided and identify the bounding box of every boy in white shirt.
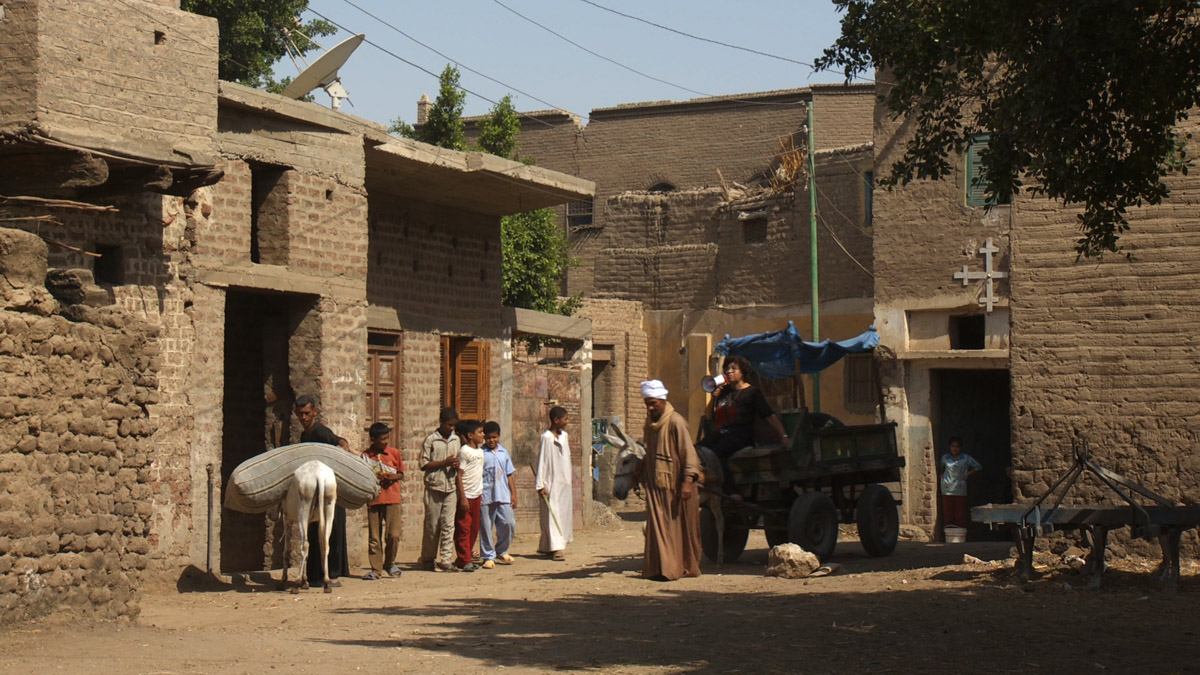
[453,420,486,572]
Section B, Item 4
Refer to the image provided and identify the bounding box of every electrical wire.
[574,0,817,70]
[335,0,581,121]
[491,0,806,107]
[307,7,571,132]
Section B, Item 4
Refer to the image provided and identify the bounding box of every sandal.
[551,551,566,562]
[362,571,379,581]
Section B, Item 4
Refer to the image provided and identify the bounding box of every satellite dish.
[282,33,365,110]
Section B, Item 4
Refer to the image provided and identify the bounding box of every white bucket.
[944,525,967,544]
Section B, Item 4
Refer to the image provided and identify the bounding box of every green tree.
[817,1,1200,257]
[390,65,467,151]
[182,0,335,90]
[475,95,521,160]
[501,209,581,317]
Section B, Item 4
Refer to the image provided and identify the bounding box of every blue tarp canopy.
[713,322,879,379]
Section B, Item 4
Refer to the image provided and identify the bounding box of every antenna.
[281,33,365,110]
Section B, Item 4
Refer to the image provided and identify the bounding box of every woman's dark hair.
[723,355,755,378]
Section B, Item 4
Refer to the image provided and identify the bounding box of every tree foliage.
[182,0,335,90]
[816,1,1200,257]
[501,209,581,316]
[390,65,467,151]
[475,95,522,160]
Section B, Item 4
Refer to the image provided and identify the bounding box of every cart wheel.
[788,492,838,562]
[856,484,899,557]
[700,505,749,563]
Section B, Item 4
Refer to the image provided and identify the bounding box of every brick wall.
[1,0,218,159]
[205,158,369,278]
[367,202,503,336]
[463,85,874,297]
[0,229,159,625]
[577,298,648,436]
[1009,113,1200,516]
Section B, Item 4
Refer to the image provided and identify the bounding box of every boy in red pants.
[453,420,486,572]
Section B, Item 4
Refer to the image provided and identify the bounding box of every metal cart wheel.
[856,484,899,557]
[700,505,749,563]
[788,491,838,562]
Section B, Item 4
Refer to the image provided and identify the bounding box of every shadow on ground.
[322,558,1197,674]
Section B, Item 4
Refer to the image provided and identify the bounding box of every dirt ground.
[4,506,1199,675]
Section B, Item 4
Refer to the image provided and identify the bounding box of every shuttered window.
[965,134,1011,207]
[441,336,490,420]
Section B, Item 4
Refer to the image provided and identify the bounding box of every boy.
[535,406,573,561]
[479,421,517,568]
[453,420,486,572]
[938,436,982,537]
[362,422,405,580]
[419,407,460,572]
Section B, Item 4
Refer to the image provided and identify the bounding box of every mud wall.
[0,228,158,624]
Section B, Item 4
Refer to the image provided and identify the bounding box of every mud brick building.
[0,0,591,624]
[461,85,879,445]
[870,78,1200,548]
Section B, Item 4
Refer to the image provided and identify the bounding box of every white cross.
[953,238,1009,312]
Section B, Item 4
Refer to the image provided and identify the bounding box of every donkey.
[607,421,731,564]
[280,460,338,594]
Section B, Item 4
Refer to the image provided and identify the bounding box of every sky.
[282,0,857,129]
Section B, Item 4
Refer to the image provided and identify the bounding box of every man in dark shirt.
[294,394,353,586]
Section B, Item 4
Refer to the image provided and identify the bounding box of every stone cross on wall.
[953,238,1008,312]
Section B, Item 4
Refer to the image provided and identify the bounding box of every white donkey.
[280,460,338,594]
[608,422,731,564]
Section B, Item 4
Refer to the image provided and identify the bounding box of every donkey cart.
[699,323,904,564]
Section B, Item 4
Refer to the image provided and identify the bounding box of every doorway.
[932,369,1012,541]
[219,289,318,573]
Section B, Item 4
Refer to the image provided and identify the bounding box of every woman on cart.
[698,355,789,499]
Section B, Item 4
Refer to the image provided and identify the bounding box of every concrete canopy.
[364,139,594,217]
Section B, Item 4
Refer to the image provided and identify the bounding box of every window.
[567,199,594,230]
[367,331,401,430]
[864,170,874,226]
[965,134,1011,207]
[949,315,986,350]
[843,353,877,411]
[742,217,767,243]
[93,244,123,285]
[441,336,491,420]
[249,162,290,265]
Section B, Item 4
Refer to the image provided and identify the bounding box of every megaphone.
[701,374,726,393]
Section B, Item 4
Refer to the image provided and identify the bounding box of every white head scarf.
[640,379,668,400]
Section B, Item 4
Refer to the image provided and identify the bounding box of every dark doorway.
[932,369,1012,541]
[219,289,317,573]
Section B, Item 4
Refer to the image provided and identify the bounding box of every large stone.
[45,268,111,307]
[0,227,47,290]
[765,543,820,579]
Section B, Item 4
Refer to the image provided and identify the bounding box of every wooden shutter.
[441,336,452,409]
[965,134,991,207]
[453,339,490,420]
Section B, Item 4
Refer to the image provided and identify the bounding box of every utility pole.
[807,100,821,413]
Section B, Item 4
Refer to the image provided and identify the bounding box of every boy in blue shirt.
[938,436,982,537]
[479,421,518,568]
